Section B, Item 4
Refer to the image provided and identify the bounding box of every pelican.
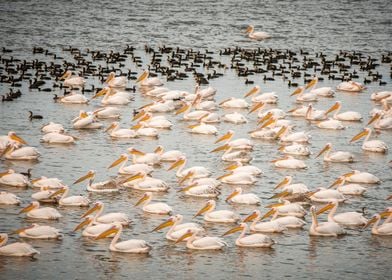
[14,224,62,239]
[0,191,21,205]
[195,84,217,99]
[93,88,131,105]
[108,154,153,175]
[212,144,252,163]
[217,172,257,185]
[122,172,169,192]
[73,170,120,193]
[135,112,173,129]
[243,210,286,233]
[95,223,151,253]
[60,70,85,89]
[309,206,346,236]
[81,201,130,225]
[188,118,218,135]
[168,156,211,178]
[350,128,388,153]
[41,122,65,133]
[278,144,311,156]
[93,107,121,119]
[305,104,327,121]
[316,201,367,226]
[1,144,40,160]
[326,101,362,121]
[223,223,275,248]
[265,201,306,218]
[371,91,392,101]
[176,229,227,250]
[0,131,26,151]
[225,187,261,205]
[41,132,76,144]
[194,200,240,223]
[178,183,220,198]
[131,122,159,137]
[316,118,345,130]
[222,112,247,124]
[308,188,346,203]
[224,161,262,176]
[192,92,217,110]
[288,105,309,117]
[154,145,185,162]
[56,91,88,104]
[0,169,29,187]
[152,214,205,241]
[127,147,161,165]
[31,176,66,189]
[215,130,254,150]
[105,122,137,138]
[306,77,335,97]
[31,186,58,203]
[72,111,102,129]
[316,143,354,162]
[174,102,211,121]
[260,208,306,229]
[105,72,127,88]
[336,81,365,92]
[20,201,62,220]
[219,97,249,109]
[329,176,367,195]
[135,192,172,215]
[49,186,90,206]
[344,170,380,184]
[245,25,271,40]
[73,216,116,238]
[274,176,309,194]
[368,112,392,130]
[272,156,307,169]
[136,70,163,87]
[0,233,39,257]
[364,212,392,235]
[244,86,278,104]
[141,100,175,113]
[275,126,311,143]
[144,86,169,97]
[291,86,318,102]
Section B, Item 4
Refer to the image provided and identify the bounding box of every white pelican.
[152,214,205,241]
[144,86,169,97]
[31,186,58,203]
[154,145,185,162]
[223,223,275,248]
[41,132,76,144]
[131,122,159,137]
[135,192,172,215]
[215,130,254,150]
[350,128,388,153]
[222,112,248,124]
[93,88,131,105]
[243,210,286,233]
[31,176,66,189]
[105,72,127,88]
[368,112,392,130]
[212,144,252,163]
[306,77,335,97]
[316,118,345,130]
[73,170,120,193]
[344,170,380,184]
[195,84,217,99]
[309,206,346,236]
[274,176,309,194]
[174,102,211,121]
[249,125,282,140]
[20,201,62,220]
[136,70,163,87]
[194,200,240,223]
[219,97,249,109]
[265,201,306,218]
[308,188,346,203]
[188,116,218,135]
[49,186,90,206]
[73,216,115,238]
[224,161,262,176]
[56,92,88,104]
[258,108,286,119]
[316,143,354,162]
[364,212,392,235]
[329,176,366,195]
[175,229,227,250]
[191,92,217,110]
[1,144,40,160]
[0,191,21,205]
[81,201,130,225]
[288,105,309,117]
[225,187,261,205]
[72,111,102,129]
[41,122,65,133]
[135,113,173,129]
[178,183,220,198]
[95,223,151,253]
[0,169,29,187]
[291,86,318,102]
[168,156,211,179]
[260,208,306,229]
[217,172,257,185]
[0,131,26,151]
[0,233,39,257]
[316,201,367,226]
[371,91,392,101]
[60,70,85,89]
[305,104,327,121]
[108,154,153,175]
[127,147,161,165]
[245,25,271,40]
[278,143,311,156]
[272,156,307,169]
[93,107,121,119]
[105,122,137,138]
[141,100,175,113]
[122,172,169,192]
[336,81,365,92]
[14,224,62,239]
[326,101,362,121]
[244,86,278,104]
[275,126,311,143]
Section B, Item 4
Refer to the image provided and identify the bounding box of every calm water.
[0,0,391,279]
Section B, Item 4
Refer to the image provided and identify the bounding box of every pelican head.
[367,113,381,126]
[95,224,119,240]
[175,229,194,243]
[104,122,119,132]
[225,187,242,202]
[350,128,370,143]
[244,86,260,98]
[325,101,342,115]
[152,216,176,232]
[108,154,128,169]
[243,210,261,222]
[211,144,230,153]
[316,143,332,158]
[245,25,254,34]
[249,101,265,114]
[215,130,234,144]
[105,72,115,84]
[194,200,215,218]
[274,176,292,190]
[8,131,27,145]
[222,223,246,236]
[81,201,103,218]
[305,77,318,89]
[20,201,40,213]
[290,87,305,96]
[168,156,186,171]
[92,88,109,99]
[136,70,149,83]
[73,170,96,185]
[135,192,152,207]
[73,216,94,232]
[316,201,337,215]
[60,70,72,80]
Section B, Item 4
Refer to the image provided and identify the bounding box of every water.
[0,0,391,279]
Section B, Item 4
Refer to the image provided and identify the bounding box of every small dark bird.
[29,111,43,120]
[20,168,32,179]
